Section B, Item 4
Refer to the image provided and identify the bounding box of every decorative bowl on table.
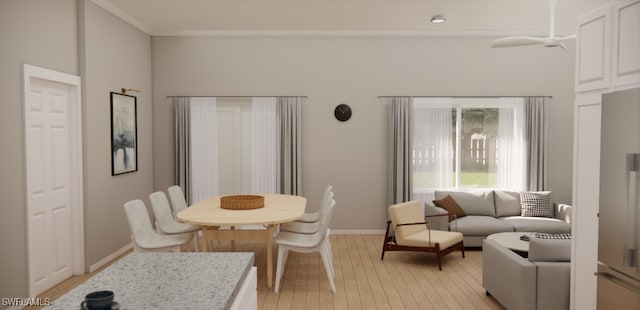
[220,195,265,210]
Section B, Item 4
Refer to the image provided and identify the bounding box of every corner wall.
[0,0,78,302]
[152,36,576,230]
[78,0,153,267]
[0,0,153,303]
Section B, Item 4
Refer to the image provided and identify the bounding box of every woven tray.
[220,195,265,210]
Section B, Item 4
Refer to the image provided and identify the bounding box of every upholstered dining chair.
[280,185,334,234]
[294,185,333,223]
[167,185,188,216]
[381,200,465,270]
[275,198,337,294]
[123,199,193,252]
[149,191,201,251]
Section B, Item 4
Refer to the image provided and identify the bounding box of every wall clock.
[334,103,352,122]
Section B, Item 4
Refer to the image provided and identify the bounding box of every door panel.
[26,77,73,295]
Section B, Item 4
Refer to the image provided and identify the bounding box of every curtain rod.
[377,95,552,98]
[166,95,308,98]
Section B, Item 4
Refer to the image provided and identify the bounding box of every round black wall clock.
[334,104,352,122]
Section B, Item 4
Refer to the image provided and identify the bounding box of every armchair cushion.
[388,201,425,240]
[433,195,467,222]
[397,229,464,249]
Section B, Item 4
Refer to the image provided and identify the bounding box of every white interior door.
[24,65,83,296]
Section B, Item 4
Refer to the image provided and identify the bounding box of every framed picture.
[110,92,138,175]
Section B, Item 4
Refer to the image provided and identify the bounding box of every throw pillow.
[520,191,553,217]
[433,195,467,222]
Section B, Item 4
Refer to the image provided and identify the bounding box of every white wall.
[0,0,78,303]
[79,0,153,266]
[152,35,576,230]
[1,1,153,302]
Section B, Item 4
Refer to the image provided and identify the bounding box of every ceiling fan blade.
[557,42,568,52]
[491,36,546,48]
[555,34,577,41]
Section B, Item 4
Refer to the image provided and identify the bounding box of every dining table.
[176,194,306,288]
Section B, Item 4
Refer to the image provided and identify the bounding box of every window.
[190,97,278,202]
[412,97,525,193]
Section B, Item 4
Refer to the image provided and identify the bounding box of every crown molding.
[90,0,153,35]
[152,29,576,38]
[89,0,576,39]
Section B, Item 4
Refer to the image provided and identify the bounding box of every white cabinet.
[572,1,640,310]
[612,1,640,88]
[230,266,258,310]
[576,0,640,92]
[576,5,611,92]
[571,94,602,310]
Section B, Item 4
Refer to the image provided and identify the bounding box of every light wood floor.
[34,235,504,309]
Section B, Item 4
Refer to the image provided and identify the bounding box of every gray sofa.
[425,190,572,247]
[482,237,571,310]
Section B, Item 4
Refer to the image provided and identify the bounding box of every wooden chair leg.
[381,221,392,261]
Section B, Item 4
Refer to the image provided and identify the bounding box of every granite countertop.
[45,252,254,310]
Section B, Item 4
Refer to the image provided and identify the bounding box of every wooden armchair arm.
[396,221,429,227]
[425,214,448,218]
[395,221,433,231]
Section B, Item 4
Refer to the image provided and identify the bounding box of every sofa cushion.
[450,215,513,236]
[435,190,496,217]
[499,216,571,234]
[432,195,467,222]
[494,190,522,217]
[520,191,553,217]
[528,237,571,262]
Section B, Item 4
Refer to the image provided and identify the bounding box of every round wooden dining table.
[176,194,306,288]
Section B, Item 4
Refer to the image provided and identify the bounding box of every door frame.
[23,64,84,296]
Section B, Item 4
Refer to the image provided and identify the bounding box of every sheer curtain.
[190,97,219,203]
[412,97,454,205]
[387,97,413,205]
[497,97,526,191]
[252,97,278,194]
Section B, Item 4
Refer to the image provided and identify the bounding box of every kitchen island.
[45,252,256,310]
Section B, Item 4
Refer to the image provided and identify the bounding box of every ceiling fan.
[491,0,576,51]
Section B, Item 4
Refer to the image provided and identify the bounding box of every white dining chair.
[123,199,193,252]
[149,191,201,251]
[167,185,188,216]
[296,185,333,223]
[274,198,337,294]
[279,186,335,275]
[280,185,333,233]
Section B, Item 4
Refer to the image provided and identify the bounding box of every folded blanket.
[520,233,572,241]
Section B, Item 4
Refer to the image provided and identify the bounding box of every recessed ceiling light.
[431,15,446,24]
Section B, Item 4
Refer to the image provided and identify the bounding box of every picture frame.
[110,92,138,175]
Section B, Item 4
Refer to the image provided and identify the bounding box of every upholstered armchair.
[381,200,465,270]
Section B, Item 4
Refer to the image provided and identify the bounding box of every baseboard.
[330,229,385,235]
[89,243,133,273]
